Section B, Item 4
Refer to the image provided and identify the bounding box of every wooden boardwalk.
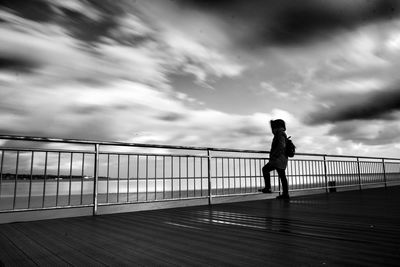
[1,186,400,266]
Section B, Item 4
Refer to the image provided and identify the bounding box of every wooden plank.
[0,229,34,266]
[0,224,70,266]
[43,216,176,266]
[24,218,142,266]
[12,221,105,266]
[0,186,399,266]
[94,212,272,266]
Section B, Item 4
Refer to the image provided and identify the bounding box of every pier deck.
[1,186,400,266]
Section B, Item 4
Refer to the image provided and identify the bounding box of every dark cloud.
[68,18,119,43]
[71,105,105,115]
[71,104,135,116]
[0,0,55,22]
[328,121,400,145]
[0,0,127,44]
[58,0,125,43]
[225,124,265,140]
[0,103,29,115]
[0,56,38,73]
[236,125,264,137]
[157,112,186,122]
[306,85,400,125]
[0,115,120,143]
[178,0,400,46]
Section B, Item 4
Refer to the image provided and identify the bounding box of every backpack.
[285,136,296,158]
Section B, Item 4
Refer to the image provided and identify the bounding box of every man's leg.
[276,168,289,197]
[260,163,274,192]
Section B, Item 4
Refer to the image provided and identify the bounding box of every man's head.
[270,119,286,134]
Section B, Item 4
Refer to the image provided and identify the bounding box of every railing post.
[13,151,20,210]
[382,158,387,189]
[323,155,328,193]
[93,144,99,216]
[207,149,212,206]
[356,157,362,191]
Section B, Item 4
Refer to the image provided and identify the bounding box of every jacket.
[269,128,288,169]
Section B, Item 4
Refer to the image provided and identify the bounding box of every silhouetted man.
[259,119,289,199]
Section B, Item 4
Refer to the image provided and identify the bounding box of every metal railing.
[1,135,399,215]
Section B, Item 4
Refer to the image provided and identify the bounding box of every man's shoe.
[276,194,290,200]
[258,188,272,193]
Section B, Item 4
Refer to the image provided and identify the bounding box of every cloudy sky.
[1,0,400,157]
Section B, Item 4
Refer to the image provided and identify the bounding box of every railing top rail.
[0,134,261,153]
[1,135,399,161]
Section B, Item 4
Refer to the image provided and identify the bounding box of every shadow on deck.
[1,186,400,266]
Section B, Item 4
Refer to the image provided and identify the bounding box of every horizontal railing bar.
[320,182,386,189]
[212,177,263,180]
[386,181,400,184]
[98,195,209,206]
[295,153,400,161]
[0,135,254,152]
[326,160,385,163]
[99,177,209,180]
[99,152,209,158]
[211,156,268,159]
[288,186,327,192]
[290,159,330,162]
[211,191,263,197]
[0,204,94,214]
[0,147,94,154]
[1,135,399,161]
